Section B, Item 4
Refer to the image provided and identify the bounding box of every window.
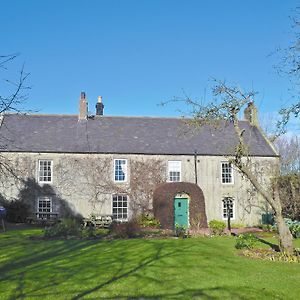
[37,196,52,219]
[222,197,235,220]
[168,161,181,182]
[112,195,128,220]
[114,159,127,182]
[38,160,53,183]
[221,162,233,184]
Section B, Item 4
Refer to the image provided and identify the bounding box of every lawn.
[0,229,300,299]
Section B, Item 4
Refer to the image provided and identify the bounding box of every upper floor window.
[221,162,233,184]
[112,194,128,220]
[168,161,181,182]
[114,159,127,182]
[222,197,235,220]
[38,160,53,183]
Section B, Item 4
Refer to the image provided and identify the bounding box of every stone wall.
[0,151,278,225]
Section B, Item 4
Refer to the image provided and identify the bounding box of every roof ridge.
[4,113,252,122]
[3,113,78,117]
[4,113,186,120]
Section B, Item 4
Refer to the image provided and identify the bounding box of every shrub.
[44,218,81,238]
[285,218,300,238]
[235,233,258,249]
[230,223,245,229]
[260,224,275,232]
[3,200,30,223]
[109,219,141,238]
[81,227,109,238]
[277,174,300,220]
[208,220,226,235]
[174,224,188,238]
[139,213,160,228]
[273,218,300,238]
[243,248,300,263]
[81,226,97,238]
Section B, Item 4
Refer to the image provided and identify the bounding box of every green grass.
[0,229,300,299]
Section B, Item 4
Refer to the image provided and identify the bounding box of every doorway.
[174,197,189,227]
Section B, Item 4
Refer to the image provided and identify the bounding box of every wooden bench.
[83,215,112,228]
[26,212,59,225]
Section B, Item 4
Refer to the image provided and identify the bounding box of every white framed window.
[38,160,53,183]
[112,194,128,220]
[221,162,233,184]
[114,159,127,182]
[222,197,235,220]
[37,196,52,219]
[168,161,181,182]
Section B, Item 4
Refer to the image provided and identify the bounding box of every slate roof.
[0,114,277,157]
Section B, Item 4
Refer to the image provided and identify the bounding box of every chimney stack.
[244,101,259,127]
[79,92,88,120]
[95,96,104,116]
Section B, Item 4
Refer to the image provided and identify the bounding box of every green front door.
[174,198,189,227]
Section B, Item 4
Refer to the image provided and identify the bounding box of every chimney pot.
[96,96,104,116]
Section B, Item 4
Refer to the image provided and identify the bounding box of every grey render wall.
[0,152,278,225]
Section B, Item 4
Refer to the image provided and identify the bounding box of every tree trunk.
[273,184,294,254]
[237,163,294,253]
[274,211,294,254]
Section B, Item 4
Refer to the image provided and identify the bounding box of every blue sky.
[1,0,299,120]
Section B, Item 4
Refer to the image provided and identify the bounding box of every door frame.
[174,193,190,228]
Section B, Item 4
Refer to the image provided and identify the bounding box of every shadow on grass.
[71,242,165,300]
[74,286,283,300]
[0,232,296,300]
[256,236,280,252]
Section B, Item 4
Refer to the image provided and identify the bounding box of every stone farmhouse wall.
[0,152,278,226]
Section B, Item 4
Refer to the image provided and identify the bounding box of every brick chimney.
[95,96,104,116]
[244,101,259,127]
[79,92,88,120]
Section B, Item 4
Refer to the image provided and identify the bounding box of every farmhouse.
[0,92,278,228]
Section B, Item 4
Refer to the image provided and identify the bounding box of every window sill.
[38,181,53,185]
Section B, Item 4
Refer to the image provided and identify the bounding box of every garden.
[1,217,300,300]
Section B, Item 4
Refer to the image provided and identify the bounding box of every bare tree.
[276,9,300,134]
[0,54,29,114]
[180,81,294,253]
[275,135,300,174]
[277,174,300,220]
[0,54,30,184]
[273,135,300,221]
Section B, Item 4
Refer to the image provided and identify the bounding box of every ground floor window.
[222,197,235,220]
[112,194,128,220]
[37,196,52,219]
